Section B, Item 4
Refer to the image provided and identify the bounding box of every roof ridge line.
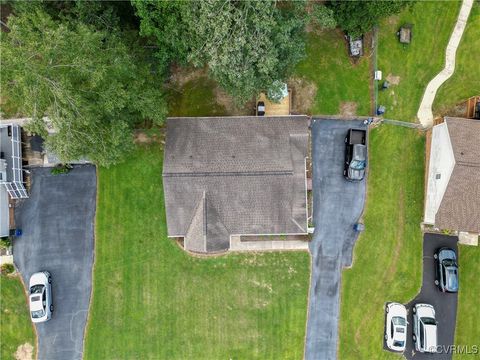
[455,161,480,168]
[163,170,294,177]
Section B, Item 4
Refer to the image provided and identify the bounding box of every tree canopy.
[133,0,308,103]
[328,0,413,36]
[1,10,166,166]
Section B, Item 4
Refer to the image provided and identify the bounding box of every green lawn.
[339,125,425,359]
[377,1,460,121]
[454,245,480,359]
[295,31,371,115]
[434,4,480,115]
[167,76,227,117]
[0,275,35,360]
[84,146,310,360]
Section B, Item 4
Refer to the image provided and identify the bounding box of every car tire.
[386,305,389,313]
[50,304,54,312]
[345,137,348,143]
[412,307,416,314]
[434,253,438,259]
[385,334,388,340]
[434,280,439,286]
[48,277,52,284]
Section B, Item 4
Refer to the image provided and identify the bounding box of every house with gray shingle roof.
[163,116,309,254]
[424,117,480,235]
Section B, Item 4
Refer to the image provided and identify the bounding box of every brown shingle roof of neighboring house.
[163,116,309,253]
[435,117,480,233]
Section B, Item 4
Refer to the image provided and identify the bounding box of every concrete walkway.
[417,0,473,127]
[229,235,309,251]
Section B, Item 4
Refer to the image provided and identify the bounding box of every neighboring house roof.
[0,124,28,199]
[163,116,309,253]
[425,117,480,233]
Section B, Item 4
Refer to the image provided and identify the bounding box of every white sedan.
[385,302,407,352]
[29,271,53,323]
[413,303,438,353]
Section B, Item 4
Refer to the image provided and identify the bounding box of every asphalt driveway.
[404,233,458,360]
[14,166,96,360]
[305,119,367,360]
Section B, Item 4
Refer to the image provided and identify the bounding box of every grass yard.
[0,275,35,360]
[454,245,480,359]
[166,76,227,117]
[295,31,371,116]
[84,146,310,360]
[339,125,425,359]
[377,1,460,121]
[434,4,480,115]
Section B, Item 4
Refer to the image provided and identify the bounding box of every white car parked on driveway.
[385,302,407,352]
[412,303,437,353]
[29,271,53,323]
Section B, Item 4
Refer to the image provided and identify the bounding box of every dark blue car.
[434,247,459,293]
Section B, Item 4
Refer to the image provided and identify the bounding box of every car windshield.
[30,284,44,294]
[31,309,45,319]
[392,317,406,326]
[393,340,405,347]
[350,160,366,170]
[422,317,436,325]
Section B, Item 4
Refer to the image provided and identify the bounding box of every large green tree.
[1,10,166,166]
[328,0,413,36]
[133,0,307,103]
[131,0,190,71]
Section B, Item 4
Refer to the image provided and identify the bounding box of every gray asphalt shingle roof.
[163,116,309,253]
[436,117,480,233]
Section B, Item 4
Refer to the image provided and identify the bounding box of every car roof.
[393,326,406,341]
[446,268,459,289]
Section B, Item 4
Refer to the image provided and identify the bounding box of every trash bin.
[9,229,22,237]
[353,223,365,232]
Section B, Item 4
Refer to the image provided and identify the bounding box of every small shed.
[398,24,413,44]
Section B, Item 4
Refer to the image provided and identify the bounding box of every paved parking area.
[404,233,458,360]
[14,166,96,360]
[305,119,367,360]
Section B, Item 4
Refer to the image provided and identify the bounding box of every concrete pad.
[458,232,478,246]
[229,236,309,251]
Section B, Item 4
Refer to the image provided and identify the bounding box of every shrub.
[1,263,15,275]
[51,164,72,175]
[0,237,11,249]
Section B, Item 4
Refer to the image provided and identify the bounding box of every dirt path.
[416,0,474,127]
